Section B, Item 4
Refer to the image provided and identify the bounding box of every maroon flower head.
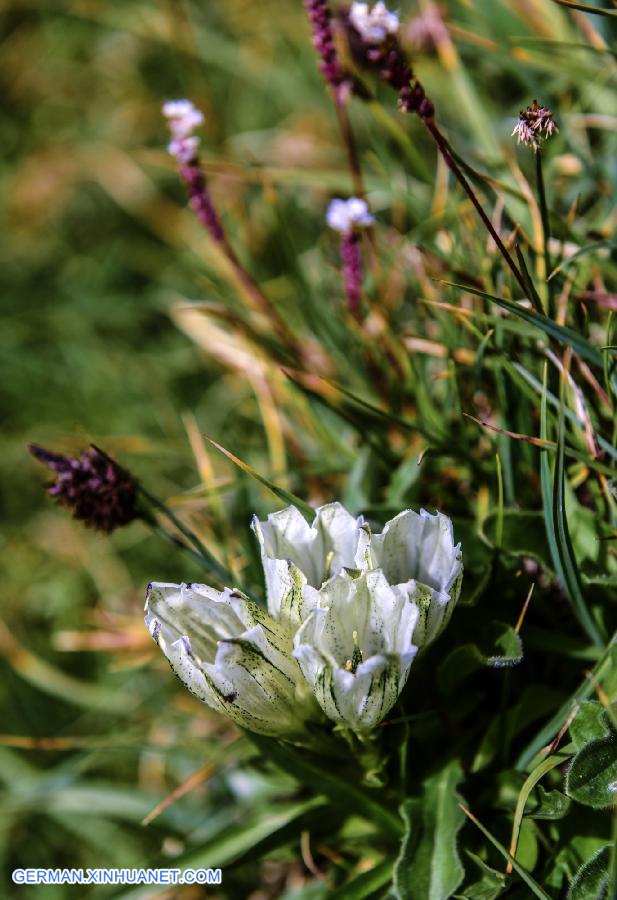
[28,444,138,533]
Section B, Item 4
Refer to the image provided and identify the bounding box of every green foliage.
[3,0,617,895]
[568,846,611,900]
[566,709,617,809]
[393,761,466,900]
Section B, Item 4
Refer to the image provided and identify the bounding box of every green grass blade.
[442,281,604,369]
[460,805,552,899]
[206,437,315,521]
[334,859,394,899]
[549,0,617,16]
[552,383,605,648]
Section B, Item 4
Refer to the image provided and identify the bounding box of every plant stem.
[335,99,365,197]
[137,483,233,586]
[423,118,529,296]
[535,150,554,317]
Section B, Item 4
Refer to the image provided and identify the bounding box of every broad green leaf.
[570,701,607,750]
[393,761,466,900]
[566,711,617,808]
[516,818,539,873]
[568,846,611,900]
[482,510,553,571]
[437,623,523,695]
[525,786,570,820]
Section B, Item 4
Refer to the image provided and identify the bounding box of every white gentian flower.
[145,582,317,737]
[349,2,400,44]
[147,502,462,737]
[326,197,375,234]
[293,569,419,731]
[251,502,371,628]
[368,508,463,647]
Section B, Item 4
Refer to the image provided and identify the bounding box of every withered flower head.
[512,100,559,152]
[28,444,138,533]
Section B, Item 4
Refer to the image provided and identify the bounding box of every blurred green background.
[2,0,616,896]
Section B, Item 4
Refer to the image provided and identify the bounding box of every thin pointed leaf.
[549,0,617,17]
[442,281,604,370]
[460,806,552,900]
[552,390,605,648]
[206,437,315,521]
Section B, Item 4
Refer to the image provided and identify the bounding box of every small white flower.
[163,99,204,163]
[167,136,200,165]
[368,508,463,647]
[162,99,204,138]
[293,569,419,731]
[349,1,400,44]
[251,502,371,628]
[145,582,317,737]
[326,197,375,234]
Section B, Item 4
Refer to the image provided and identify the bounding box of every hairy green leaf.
[393,761,466,900]
[568,846,611,900]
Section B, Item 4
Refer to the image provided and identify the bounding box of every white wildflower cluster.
[326,197,374,234]
[162,99,204,164]
[349,2,400,44]
[146,503,462,736]
[512,100,559,152]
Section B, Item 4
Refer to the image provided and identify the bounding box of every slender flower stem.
[535,150,554,317]
[422,118,529,296]
[179,162,298,350]
[334,99,365,197]
[137,482,233,585]
[90,444,234,585]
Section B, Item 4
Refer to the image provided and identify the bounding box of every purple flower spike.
[341,231,363,315]
[29,444,138,533]
[326,197,374,315]
[305,0,347,97]
[179,164,225,243]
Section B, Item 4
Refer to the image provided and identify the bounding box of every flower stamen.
[345,629,364,674]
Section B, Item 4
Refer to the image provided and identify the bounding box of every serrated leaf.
[568,846,611,900]
[393,760,466,900]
